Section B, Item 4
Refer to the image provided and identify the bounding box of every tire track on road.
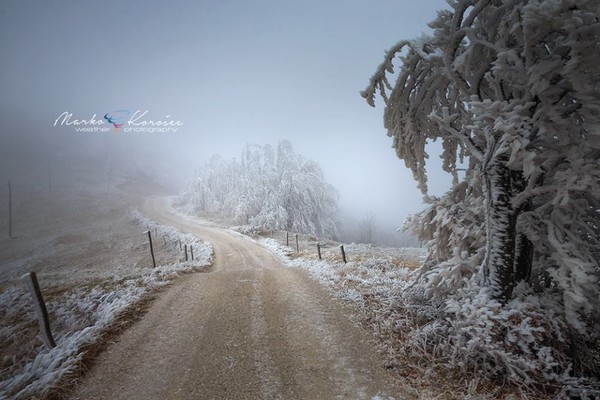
[69,197,400,399]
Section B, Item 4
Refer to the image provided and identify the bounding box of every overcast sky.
[0,0,451,231]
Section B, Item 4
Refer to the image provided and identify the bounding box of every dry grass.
[42,289,159,400]
[254,235,567,399]
[0,163,212,399]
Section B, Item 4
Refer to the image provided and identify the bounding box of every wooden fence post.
[286,232,289,247]
[146,231,156,268]
[340,245,347,264]
[21,272,56,349]
[317,242,322,260]
[295,234,299,253]
[190,245,194,261]
[184,244,188,261]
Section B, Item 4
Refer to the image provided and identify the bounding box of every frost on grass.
[262,237,600,398]
[0,216,211,400]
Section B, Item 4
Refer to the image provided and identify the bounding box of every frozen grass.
[0,216,212,400]
[258,238,600,399]
[151,201,600,398]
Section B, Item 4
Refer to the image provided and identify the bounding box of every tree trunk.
[512,172,533,284]
[482,156,518,301]
[514,232,534,283]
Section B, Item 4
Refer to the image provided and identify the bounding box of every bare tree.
[358,212,377,245]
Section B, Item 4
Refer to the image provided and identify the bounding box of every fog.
[0,0,452,245]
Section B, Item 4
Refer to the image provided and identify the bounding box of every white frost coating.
[176,140,339,238]
[259,237,417,307]
[363,0,600,325]
[261,237,600,396]
[0,216,212,400]
[360,0,599,393]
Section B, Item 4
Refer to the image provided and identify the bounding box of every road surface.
[70,198,399,399]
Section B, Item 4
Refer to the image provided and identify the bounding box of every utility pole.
[48,160,52,191]
[8,181,12,238]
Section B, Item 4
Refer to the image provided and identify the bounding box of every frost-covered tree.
[181,140,339,238]
[189,154,242,213]
[363,0,600,332]
[358,212,378,245]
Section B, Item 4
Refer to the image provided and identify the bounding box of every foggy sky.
[0,0,452,232]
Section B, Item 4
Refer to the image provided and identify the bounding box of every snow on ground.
[0,215,211,400]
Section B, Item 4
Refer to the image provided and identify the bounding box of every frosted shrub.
[384,284,600,397]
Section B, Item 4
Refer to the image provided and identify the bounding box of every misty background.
[0,0,452,246]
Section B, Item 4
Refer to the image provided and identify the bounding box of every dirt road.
[70,198,399,399]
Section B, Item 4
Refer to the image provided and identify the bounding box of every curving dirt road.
[69,198,399,399]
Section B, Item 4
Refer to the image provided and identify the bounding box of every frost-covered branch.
[179,140,340,238]
[364,0,600,338]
